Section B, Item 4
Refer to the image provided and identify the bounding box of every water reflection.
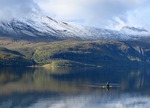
[28,94,150,108]
[0,67,150,108]
[0,67,149,95]
[0,92,150,108]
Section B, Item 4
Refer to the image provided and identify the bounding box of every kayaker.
[106,82,110,87]
[106,82,110,91]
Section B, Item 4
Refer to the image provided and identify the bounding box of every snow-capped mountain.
[0,14,150,41]
[121,26,149,36]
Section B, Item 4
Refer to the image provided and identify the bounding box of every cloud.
[0,0,40,20]
[125,7,150,29]
[0,0,150,30]
[36,0,150,29]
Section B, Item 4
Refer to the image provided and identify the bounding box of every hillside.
[0,47,34,66]
[0,40,150,68]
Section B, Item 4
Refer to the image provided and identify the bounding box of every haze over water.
[0,67,150,108]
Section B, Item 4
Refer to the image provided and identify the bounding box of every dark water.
[0,67,150,108]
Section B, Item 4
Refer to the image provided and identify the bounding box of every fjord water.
[0,67,150,108]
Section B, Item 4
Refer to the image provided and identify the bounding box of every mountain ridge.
[0,14,150,42]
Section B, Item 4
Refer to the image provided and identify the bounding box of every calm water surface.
[0,67,150,108]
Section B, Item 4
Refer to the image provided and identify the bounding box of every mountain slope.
[0,40,150,67]
[0,14,150,41]
[31,40,150,67]
[0,47,34,66]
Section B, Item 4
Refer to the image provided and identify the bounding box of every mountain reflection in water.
[0,67,150,108]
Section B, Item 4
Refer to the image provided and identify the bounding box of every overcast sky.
[0,0,150,30]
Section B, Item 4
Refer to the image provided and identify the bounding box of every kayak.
[101,85,112,88]
[87,85,119,88]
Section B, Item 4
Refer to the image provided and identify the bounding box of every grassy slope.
[0,39,150,67]
[0,47,34,66]
[31,40,149,67]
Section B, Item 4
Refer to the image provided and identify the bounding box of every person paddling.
[106,82,110,91]
[106,82,110,87]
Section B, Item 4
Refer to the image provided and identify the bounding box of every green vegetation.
[0,47,34,66]
[0,40,150,68]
